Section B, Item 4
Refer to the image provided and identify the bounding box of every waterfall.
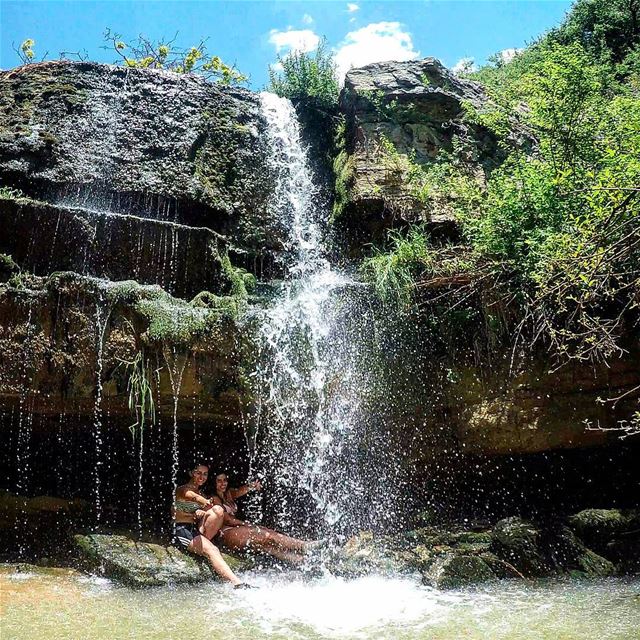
[251,94,393,536]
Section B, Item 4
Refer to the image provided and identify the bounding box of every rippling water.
[3,567,639,640]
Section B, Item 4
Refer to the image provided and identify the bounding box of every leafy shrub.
[363,16,640,365]
[103,30,247,84]
[268,39,339,108]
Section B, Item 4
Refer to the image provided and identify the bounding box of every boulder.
[73,533,251,587]
[334,58,523,251]
[567,509,640,574]
[605,538,640,575]
[568,509,640,546]
[491,517,549,576]
[330,526,504,589]
[329,531,412,577]
[491,517,615,578]
[422,553,497,589]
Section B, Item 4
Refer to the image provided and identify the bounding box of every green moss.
[0,253,20,283]
[41,83,87,106]
[331,149,355,221]
[193,107,253,210]
[107,274,245,346]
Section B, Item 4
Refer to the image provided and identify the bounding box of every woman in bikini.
[212,472,324,565]
[173,463,250,588]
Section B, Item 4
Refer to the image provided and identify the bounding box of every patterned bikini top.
[220,493,237,516]
[174,499,201,514]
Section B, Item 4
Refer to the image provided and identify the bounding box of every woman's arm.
[230,480,262,500]
[181,489,212,508]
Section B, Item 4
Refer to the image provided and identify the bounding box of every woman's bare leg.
[189,535,242,585]
[198,505,225,539]
[250,525,314,552]
[217,526,306,565]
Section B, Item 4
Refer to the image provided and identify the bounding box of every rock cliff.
[0,59,638,539]
[334,58,526,250]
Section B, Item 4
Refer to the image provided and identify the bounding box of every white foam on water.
[223,573,471,638]
[7,572,36,581]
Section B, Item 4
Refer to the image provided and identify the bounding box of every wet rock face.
[491,517,616,578]
[0,198,231,300]
[335,58,512,249]
[0,272,245,421]
[0,61,280,267]
[332,514,629,590]
[449,357,640,455]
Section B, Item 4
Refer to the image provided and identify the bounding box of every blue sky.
[1,1,574,87]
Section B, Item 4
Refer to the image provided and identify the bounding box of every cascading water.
[250,94,401,536]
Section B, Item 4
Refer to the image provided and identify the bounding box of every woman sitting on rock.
[211,471,324,565]
[173,463,250,588]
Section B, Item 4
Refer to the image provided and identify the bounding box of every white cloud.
[452,57,478,75]
[497,47,523,64]
[302,14,314,25]
[347,3,360,12]
[334,22,419,82]
[269,29,320,55]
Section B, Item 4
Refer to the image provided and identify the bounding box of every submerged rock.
[73,533,251,587]
[331,527,505,589]
[568,509,640,574]
[329,531,413,576]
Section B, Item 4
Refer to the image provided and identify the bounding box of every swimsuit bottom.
[174,523,201,549]
[216,525,235,538]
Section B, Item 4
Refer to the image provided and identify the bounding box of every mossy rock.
[73,533,251,587]
[568,509,640,547]
[491,517,549,576]
[422,553,497,589]
[0,253,20,282]
[329,531,412,577]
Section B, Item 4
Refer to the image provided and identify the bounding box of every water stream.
[250,94,402,535]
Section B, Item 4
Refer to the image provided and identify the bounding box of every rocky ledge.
[334,58,529,251]
[333,509,639,589]
[74,533,252,587]
[0,61,284,273]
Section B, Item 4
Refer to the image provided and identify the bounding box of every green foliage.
[332,149,355,221]
[121,349,156,441]
[0,254,20,283]
[19,39,35,63]
[549,0,640,66]
[463,40,640,362]
[268,39,339,108]
[0,186,26,200]
[363,0,640,364]
[360,227,476,309]
[103,29,247,84]
[360,227,431,308]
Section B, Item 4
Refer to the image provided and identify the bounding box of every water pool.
[2,566,639,640]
